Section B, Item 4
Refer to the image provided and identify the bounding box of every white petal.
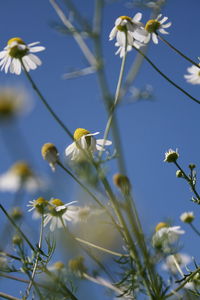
[109,27,117,40]
[159,28,169,35]
[160,16,168,24]
[10,59,21,75]
[85,132,100,137]
[152,33,158,44]
[0,51,7,59]
[162,22,172,28]
[28,53,42,66]
[29,46,45,53]
[132,12,142,23]
[22,56,37,70]
[65,142,76,156]
[28,42,40,47]
[96,139,112,146]
[4,57,12,73]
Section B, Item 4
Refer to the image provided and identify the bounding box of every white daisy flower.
[0,161,44,193]
[27,197,49,219]
[162,253,192,274]
[184,59,200,85]
[44,198,79,232]
[0,37,45,75]
[109,13,145,58]
[65,128,112,161]
[164,148,179,163]
[134,14,172,44]
[152,222,185,249]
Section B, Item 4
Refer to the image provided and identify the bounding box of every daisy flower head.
[0,37,45,75]
[28,197,49,219]
[184,59,200,85]
[109,13,145,58]
[164,148,179,163]
[0,161,45,193]
[134,14,171,44]
[65,128,112,162]
[152,222,185,250]
[180,211,194,223]
[44,198,79,232]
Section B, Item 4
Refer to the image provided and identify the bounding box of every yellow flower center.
[34,197,48,207]
[11,161,32,178]
[145,19,160,33]
[73,128,90,141]
[51,198,64,207]
[155,222,168,232]
[120,16,132,22]
[41,143,58,159]
[7,37,28,59]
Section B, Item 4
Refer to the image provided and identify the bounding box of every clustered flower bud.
[176,170,183,178]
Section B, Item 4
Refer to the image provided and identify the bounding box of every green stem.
[165,266,200,298]
[21,59,73,139]
[99,37,128,161]
[189,223,200,237]
[133,47,200,105]
[158,35,200,69]
[25,215,44,299]
[0,204,35,252]
[0,292,20,300]
[174,161,200,200]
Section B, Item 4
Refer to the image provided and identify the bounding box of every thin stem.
[93,0,127,174]
[57,160,123,236]
[174,161,200,200]
[21,59,73,139]
[75,236,128,257]
[189,223,200,237]
[25,215,44,299]
[158,35,200,69]
[133,46,200,105]
[0,292,20,300]
[50,0,96,67]
[0,204,35,252]
[165,266,200,298]
[99,39,128,161]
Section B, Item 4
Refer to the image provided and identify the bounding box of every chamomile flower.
[41,143,59,171]
[184,59,200,85]
[0,37,45,75]
[44,198,79,232]
[109,13,145,58]
[134,14,171,44]
[152,222,185,250]
[0,161,44,193]
[65,128,112,161]
[164,148,179,163]
[27,197,49,219]
[180,211,195,223]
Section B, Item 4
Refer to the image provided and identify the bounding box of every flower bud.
[113,173,131,195]
[176,170,183,178]
[180,212,194,223]
[41,143,59,171]
[164,149,179,163]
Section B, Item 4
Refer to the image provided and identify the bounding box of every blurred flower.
[113,173,131,195]
[28,197,49,218]
[65,128,112,161]
[41,143,59,171]
[164,148,179,163]
[180,211,194,223]
[0,161,45,193]
[0,86,32,121]
[0,37,45,75]
[162,253,192,274]
[184,59,200,85]
[68,256,87,276]
[10,206,23,220]
[152,223,185,250]
[109,14,145,57]
[48,261,65,273]
[44,198,78,231]
[134,14,171,44]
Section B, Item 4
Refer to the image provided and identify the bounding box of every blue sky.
[0,0,200,298]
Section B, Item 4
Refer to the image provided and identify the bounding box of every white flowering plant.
[0,1,200,300]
